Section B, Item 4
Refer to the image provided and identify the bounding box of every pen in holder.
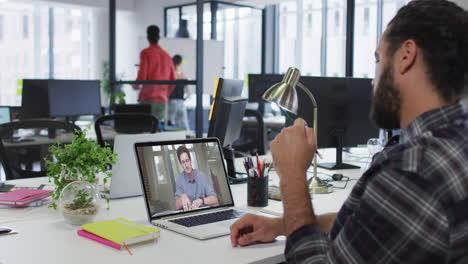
[244,155,271,207]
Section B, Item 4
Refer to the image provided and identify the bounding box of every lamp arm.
[297,82,319,193]
[297,82,317,108]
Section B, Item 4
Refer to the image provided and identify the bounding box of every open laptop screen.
[135,138,235,220]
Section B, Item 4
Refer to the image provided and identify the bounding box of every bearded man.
[230,0,468,263]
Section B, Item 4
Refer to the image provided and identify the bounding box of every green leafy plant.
[69,189,93,210]
[46,129,117,209]
[110,91,126,105]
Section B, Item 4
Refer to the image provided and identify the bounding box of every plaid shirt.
[285,103,468,263]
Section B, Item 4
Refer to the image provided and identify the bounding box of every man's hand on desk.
[229,213,337,247]
[230,214,284,247]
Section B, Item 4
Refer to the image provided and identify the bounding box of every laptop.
[110,132,186,199]
[135,138,247,240]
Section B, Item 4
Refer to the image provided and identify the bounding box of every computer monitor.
[250,74,379,169]
[48,80,101,117]
[0,106,11,124]
[248,74,283,103]
[208,78,247,182]
[208,78,244,137]
[297,76,379,169]
[21,79,50,119]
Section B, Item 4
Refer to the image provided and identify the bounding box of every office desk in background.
[0,150,367,264]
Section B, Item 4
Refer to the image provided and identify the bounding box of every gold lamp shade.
[262,67,301,114]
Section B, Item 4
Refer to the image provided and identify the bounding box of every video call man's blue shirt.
[175,169,216,202]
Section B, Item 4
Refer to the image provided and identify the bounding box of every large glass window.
[218,5,262,80]
[353,0,410,78]
[278,1,297,73]
[53,7,93,79]
[326,0,347,77]
[180,3,212,40]
[165,2,262,80]
[382,0,409,29]
[353,0,378,78]
[0,2,97,106]
[166,8,179,38]
[302,0,323,76]
[278,0,346,77]
[279,0,412,78]
[0,2,49,106]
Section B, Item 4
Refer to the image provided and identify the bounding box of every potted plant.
[59,181,100,225]
[46,130,117,218]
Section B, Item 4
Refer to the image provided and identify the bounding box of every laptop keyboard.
[169,209,245,227]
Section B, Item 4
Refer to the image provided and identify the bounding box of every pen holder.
[247,176,269,207]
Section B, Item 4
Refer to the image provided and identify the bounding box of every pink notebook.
[77,230,121,250]
[0,189,52,206]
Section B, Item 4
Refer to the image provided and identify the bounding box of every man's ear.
[397,40,417,74]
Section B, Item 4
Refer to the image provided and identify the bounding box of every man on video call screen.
[174,145,219,211]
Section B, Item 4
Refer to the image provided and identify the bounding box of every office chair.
[94,113,159,148]
[0,119,81,180]
[233,109,267,155]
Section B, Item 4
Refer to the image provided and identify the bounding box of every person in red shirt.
[134,25,176,123]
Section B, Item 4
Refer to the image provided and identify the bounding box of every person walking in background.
[134,25,176,123]
[168,54,190,130]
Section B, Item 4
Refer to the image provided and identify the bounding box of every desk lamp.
[262,67,332,194]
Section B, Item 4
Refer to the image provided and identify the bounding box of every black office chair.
[94,113,159,148]
[0,119,81,180]
[233,109,267,155]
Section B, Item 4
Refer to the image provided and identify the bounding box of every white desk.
[0,149,368,264]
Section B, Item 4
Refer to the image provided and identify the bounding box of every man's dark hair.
[147,25,160,44]
[386,0,468,101]
[176,145,191,162]
[173,55,183,66]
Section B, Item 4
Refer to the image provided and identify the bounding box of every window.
[353,0,377,78]
[153,156,168,184]
[278,0,345,77]
[166,8,179,38]
[53,7,93,79]
[165,2,262,80]
[0,15,4,41]
[0,2,97,106]
[326,0,347,77]
[302,0,322,76]
[353,0,410,78]
[23,15,28,39]
[0,3,46,106]
[363,7,370,35]
[278,1,297,73]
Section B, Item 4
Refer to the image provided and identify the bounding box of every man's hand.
[271,118,316,183]
[191,198,203,209]
[271,118,317,235]
[179,194,192,211]
[230,214,284,247]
